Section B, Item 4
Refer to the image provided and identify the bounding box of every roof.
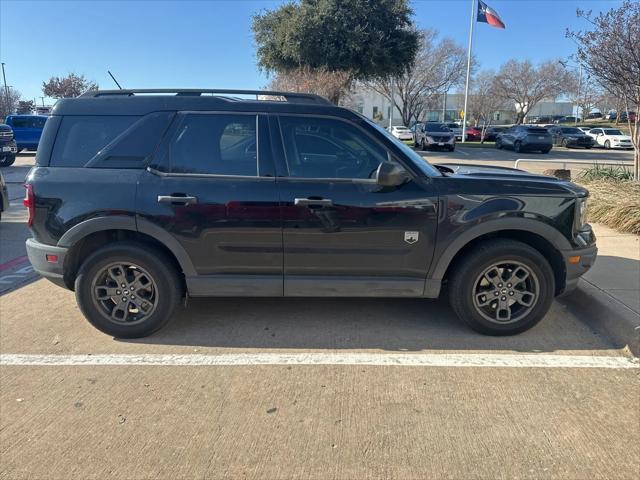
[51,88,352,118]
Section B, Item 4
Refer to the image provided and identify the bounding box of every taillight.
[24,184,35,227]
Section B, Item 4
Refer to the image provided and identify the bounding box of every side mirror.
[376,161,409,187]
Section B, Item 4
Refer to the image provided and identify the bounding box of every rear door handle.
[157,195,198,205]
[294,198,333,208]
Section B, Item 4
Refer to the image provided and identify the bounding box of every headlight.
[575,197,588,229]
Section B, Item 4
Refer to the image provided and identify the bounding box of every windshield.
[561,128,581,134]
[604,129,624,135]
[364,118,441,177]
[425,124,451,132]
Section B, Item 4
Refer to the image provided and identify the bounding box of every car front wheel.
[75,242,182,338]
[448,239,555,335]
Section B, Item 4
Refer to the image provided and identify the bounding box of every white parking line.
[1,353,637,369]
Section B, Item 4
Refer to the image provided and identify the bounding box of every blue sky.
[0,0,623,103]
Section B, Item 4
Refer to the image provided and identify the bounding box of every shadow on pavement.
[118,295,621,353]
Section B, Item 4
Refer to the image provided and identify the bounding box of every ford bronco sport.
[24,89,597,338]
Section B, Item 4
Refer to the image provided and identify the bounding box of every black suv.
[0,123,18,167]
[25,89,597,338]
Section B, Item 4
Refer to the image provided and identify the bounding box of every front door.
[272,115,439,297]
[137,112,282,296]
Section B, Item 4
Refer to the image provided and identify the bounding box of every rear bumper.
[25,238,69,289]
[559,244,598,295]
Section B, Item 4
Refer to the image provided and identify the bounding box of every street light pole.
[1,63,10,115]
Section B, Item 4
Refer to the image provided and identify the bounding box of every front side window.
[279,116,387,179]
[170,114,257,176]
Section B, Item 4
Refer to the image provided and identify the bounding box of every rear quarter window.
[51,116,140,167]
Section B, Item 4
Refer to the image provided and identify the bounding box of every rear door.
[137,112,283,296]
[272,114,438,297]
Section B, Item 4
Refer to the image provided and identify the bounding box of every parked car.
[4,115,48,152]
[587,128,634,149]
[618,111,636,123]
[390,125,413,141]
[481,126,507,142]
[605,111,617,121]
[586,112,602,119]
[548,126,594,149]
[445,122,463,140]
[409,123,423,144]
[495,125,553,153]
[465,127,482,141]
[0,123,18,167]
[415,122,456,151]
[24,88,596,338]
[0,171,8,221]
[558,116,582,124]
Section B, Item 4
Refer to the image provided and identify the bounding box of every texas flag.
[477,0,506,29]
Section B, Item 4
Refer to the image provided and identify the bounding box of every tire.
[75,241,182,338]
[561,139,569,148]
[585,145,592,149]
[604,140,611,149]
[514,141,522,153]
[495,139,502,150]
[0,154,16,167]
[448,239,555,335]
[448,145,455,152]
[421,139,428,151]
[540,148,551,154]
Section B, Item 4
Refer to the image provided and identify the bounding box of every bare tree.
[366,29,468,126]
[467,71,506,141]
[494,60,572,124]
[266,67,352,104]
[0,87,21,120]
[567,0,640,179]
[42,73,98,99]
[16,100,35,114]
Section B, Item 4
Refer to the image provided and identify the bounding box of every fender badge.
[404,231,419,244]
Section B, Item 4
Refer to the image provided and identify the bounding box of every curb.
[561,279,640,356]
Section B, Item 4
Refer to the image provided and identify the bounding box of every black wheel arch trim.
[427,217,572,281]
[56,216,197,276]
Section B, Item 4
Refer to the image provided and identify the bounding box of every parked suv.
[4,115,48,152]
[415,122,456,151]
[548,126,594,149]
[25,89,597,338]
[0,123,18,167]
[496,125,553,153]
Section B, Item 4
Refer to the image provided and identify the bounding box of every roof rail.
[80,88,333,105]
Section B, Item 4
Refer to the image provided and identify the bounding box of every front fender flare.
[428,217,571,281]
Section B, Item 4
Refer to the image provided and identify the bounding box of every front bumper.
[25,238,70,289]
[0,140,17,155]
[559,244,598,295]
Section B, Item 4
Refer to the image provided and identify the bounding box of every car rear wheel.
[495,139,502,149]
[514,141,522,153]
[561,139,569,148]
[75,242,182,338]
[448,239,555,335]
[540,148,551,154]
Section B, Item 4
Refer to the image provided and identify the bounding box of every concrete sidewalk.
[562,223,640,355]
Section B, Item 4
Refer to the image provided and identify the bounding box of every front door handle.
[157,195,198,205]
[294,198,333,208]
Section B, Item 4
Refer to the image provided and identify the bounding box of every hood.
[435,163,551,179]
[434,163,589,196]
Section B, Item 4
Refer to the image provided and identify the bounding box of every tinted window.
[424,124,450,132]
[604,129,624,135]
[526,128,548,134]
[9,117,30,128]
[51,116,139,167]
[170,114,257,176]
[33,117,47,128]
[279,116,387,179]
[561,128,581,134]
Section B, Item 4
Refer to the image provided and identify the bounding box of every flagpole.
[461,0,476,143]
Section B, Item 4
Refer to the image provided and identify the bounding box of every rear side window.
[169,114,257,176]
[51,116,139,167]
[8,116,47,128]
[526,128,548,134]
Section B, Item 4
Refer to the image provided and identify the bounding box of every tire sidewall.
[75,243,180,338]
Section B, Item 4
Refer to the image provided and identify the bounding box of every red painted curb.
[0,256,29,272]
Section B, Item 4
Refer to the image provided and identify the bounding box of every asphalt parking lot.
[1,151,639,479]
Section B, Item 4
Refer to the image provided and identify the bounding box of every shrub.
[576,178,640,234]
